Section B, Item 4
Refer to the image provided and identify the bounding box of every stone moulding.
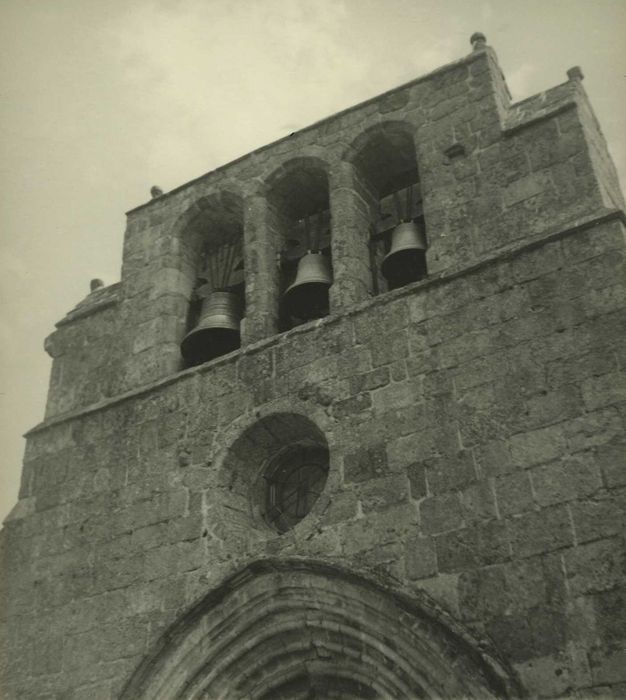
[119,558,524,699]
[501,82,578,137]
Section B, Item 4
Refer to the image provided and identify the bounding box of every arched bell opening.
[350,123,427,293]
[267,159,332,330]
[119,559,524,700]
[177,191,245,368]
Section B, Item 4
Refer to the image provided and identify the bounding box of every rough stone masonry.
[1,34,625,699]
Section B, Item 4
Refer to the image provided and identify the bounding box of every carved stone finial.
[150,185,164,198]
[470,32,487,50]
[90,278,104,292]
[567,66,584,82]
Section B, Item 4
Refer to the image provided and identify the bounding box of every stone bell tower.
[2,34,625,699]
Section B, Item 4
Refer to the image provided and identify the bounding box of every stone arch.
[171,189,246,365]
[263,154,331,191]
[119,559,523,699]
[343,120,419,198]
[263,156,333,327]
[343,119,416,162]
[342,119,427,293]
[264,155,331,227]
[172,189,245,302]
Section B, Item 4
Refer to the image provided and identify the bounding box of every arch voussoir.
[120,559,523,700]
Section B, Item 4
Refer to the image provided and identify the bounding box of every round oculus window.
[264,445,329,533]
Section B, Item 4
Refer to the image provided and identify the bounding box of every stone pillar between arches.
[328,161,378,312]
[242,193,281,344]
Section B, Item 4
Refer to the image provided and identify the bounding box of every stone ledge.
[503,101,577,137]
[25,208,625,438]
[502,81,578,136]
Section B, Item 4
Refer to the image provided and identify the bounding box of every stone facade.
[1,35,625,699]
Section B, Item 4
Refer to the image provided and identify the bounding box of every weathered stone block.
[322,490,358,525]
[369,329,409,367]
[531,454,602,506]
[561,219,625,262]
[582,371,626,411]
[349,366,390,394]
[458,565,508,620]
[343,444,387,483]
[455,386,515,447]
[528,606,568,657]
[376,403,425,442]
[511,239,563,283]
[521,385,582,430]
[588,647,626,685]
[336,346,371,377]
[564,538,625,596]
[438,329,492,370]
[592,585,626,648]
[584,282,626,317]
[386,431,431,471]
[513,653,574,697]
[435,520,509,573]
[504,172,553,208]
[404,535,437,580]
[237,350,274,385]
[475,439,517,478]
[486,613,535,662]
[371,379,419,413]
[421,370,452,397]
[502,556,549,612]
[354,301,408,341]
[460,480,497,523]
[406,462,427,499]
[356,474,409,512]
[508,505,574,558]
[596,442,626,487]
[424,450,477,494]
[545,350,617,389]
[510,424,567,469]
[563,407,622,453]
[420,493,463,535]
[338,503,416,556]
[332,392,372,419]
[495,471,534,516]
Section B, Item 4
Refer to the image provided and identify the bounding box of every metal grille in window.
[264,446,329,533]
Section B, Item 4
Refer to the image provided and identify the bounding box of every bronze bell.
[283,252,332,320]
[381,221,427,290]
[180,291,242,366]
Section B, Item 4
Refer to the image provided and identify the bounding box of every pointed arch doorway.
[120,559,521,699]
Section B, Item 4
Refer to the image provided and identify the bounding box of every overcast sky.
[1,0,625,524]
